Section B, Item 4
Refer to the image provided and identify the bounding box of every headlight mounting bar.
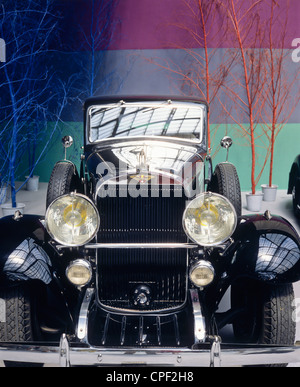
[56,243,198,250]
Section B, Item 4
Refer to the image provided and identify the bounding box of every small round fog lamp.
[66,259,92,287]
[189,260,215,287]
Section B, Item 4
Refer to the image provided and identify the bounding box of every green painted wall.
[211,123,299,192]
[24,122,84,184]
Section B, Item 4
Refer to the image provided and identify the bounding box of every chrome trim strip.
[57,243,198,250]
[0,339,300,367]
[59,334,70,367]
[76,288,94,342]
[189,289,206,343]
[210,336,221,367]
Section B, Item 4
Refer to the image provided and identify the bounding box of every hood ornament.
[130,173,154,184]
[137,149,148,172]
[130,148,153,183]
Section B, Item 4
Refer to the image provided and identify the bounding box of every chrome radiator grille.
[97,185,187,243]
[96,185,188,311]
[97,249,187,311]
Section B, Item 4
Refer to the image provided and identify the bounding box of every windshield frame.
[86,101,207,145]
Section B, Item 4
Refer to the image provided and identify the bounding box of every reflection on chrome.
[3,238,52,284]
[256,233,300,278]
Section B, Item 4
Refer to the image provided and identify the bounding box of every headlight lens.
[183,192,237,246]
[66,259,92,287]
[45,193,100,246]
[189,260,215,287]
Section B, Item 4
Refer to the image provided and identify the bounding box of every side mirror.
[62,135,73,160]
[220,136,232,162]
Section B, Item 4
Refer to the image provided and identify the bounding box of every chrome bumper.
[0,335,299,367]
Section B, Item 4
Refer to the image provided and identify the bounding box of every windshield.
[87,101,205,143]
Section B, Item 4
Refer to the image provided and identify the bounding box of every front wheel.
[231,279,296,346]
[0,285,43,367]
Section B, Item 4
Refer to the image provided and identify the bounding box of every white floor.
[0,186,300,366]
[0,182,47,217]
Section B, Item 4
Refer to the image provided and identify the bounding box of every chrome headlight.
[183,192,237,246]
[45,193,100,246]
[66,259,92,287]
[189,260,215,287]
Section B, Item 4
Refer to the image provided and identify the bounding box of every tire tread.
[209,162,242,217]
[46,162,79,208]
[0,287,32,342]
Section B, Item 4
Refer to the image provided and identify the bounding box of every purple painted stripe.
[57,0,300,51]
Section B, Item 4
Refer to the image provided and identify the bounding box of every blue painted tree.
[74,0,122,100]
[0,0,68,207]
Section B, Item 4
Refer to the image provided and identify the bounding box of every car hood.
[86,139,205,190]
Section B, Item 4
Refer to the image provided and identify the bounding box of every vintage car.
[288,154,300,217]
[0,96,300,367]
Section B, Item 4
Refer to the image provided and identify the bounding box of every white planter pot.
[261,184,278,202]
[1,202,25,217]
[25,175,39,191]
[246,192,263,212]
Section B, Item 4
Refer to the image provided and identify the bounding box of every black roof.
[83,95,209,110]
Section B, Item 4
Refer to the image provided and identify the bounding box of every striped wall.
[7,0,300,191]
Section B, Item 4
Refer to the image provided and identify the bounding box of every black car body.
[288,154,300,216]
[0,96,300,367]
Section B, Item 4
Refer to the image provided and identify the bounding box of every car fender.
[288,154,300,194]
[0,214,53,286]
[229,213,300,283]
